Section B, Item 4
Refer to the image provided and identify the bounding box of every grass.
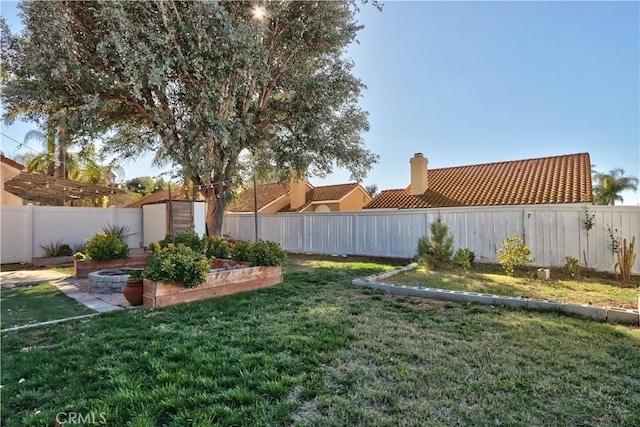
[1,282,95,330]
[1,254,639,426]
[386,263,639,309]
[1,263,74,275]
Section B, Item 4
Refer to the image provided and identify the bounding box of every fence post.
[25,203,34,263]
[302,215,308,252]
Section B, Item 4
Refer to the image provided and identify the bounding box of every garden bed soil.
[143,265,282,309]
[74,255,150,278]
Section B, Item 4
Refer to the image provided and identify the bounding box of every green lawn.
[385,263,639,309]
[1,282,95,330]
[1,255,639,426]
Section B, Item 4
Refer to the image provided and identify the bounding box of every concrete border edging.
[1,313,101,333]
[353,266,639,326]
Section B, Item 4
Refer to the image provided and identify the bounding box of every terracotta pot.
[123,279,144,306]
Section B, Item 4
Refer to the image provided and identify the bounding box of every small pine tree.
[417,218,455,269]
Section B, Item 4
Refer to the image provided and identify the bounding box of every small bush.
[417,218,455,269]
[497,237,532,276]
[230,241,254,263]
[85,233,130,261]
[158,231,205,253]
[143,244,209,288]
[204,236,231,259]
[453,248,475,273]
[564,256,580,278]
[39,240,73,257]
[250,240,287,266]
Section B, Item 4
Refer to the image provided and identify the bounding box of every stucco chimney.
[410,153,428,195]
[290,169,307,210]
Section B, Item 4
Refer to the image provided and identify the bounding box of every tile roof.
[226,182,291,212]
[124,188,192,208]
[285,183,365,212]
[364,153,593,209]
[1,154,24,171]
[227,182,366,213]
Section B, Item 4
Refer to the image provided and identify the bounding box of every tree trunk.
[206,195,227,237]
[56,125,67,179]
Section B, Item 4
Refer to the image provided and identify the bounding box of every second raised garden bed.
[143,265,282,309]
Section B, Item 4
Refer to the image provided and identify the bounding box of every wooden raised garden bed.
[74,255,150,278]
[143,265,282,309]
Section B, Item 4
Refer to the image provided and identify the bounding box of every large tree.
[592,167,639,206]
[1,0,378,235]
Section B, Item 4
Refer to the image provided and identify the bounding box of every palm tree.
[20,123,76,178]
[592,167,639,205]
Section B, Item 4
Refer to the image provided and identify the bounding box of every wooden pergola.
[4,172,126,205]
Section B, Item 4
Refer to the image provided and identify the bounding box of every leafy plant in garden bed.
[143,244,210,288]
[84,233,130,261]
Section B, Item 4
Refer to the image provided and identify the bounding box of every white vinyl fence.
[1,205,142,264]
[224,204,640,275]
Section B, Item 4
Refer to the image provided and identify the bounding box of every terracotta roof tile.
[228,181,368,213]
[226,182,291,212]
[309,183,361,202]
[1,154,24,171]
[365,153,593,209]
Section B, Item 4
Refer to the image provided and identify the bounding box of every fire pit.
[88,268,142,294]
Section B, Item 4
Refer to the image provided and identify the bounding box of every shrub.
[39,240,73,257]
[230,240,254,263]
[564,256,580,278]
[417,218,455,269]
[85,233,130,261]
[250,240,287,266]
[453,248,475,273]
[204,236,231,259]
[143,244,209,288]
[101,224,133,244]
[158,231,204,253]
[497,237,532,276]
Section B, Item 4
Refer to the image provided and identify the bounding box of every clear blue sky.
[1,1,639,205]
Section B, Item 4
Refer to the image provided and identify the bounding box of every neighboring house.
[1,154,25,205]
[227,176,372,213]
[365,152,593,210]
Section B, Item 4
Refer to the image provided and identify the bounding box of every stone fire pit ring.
[88,268,143,294]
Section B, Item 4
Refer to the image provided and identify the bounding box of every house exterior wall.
[1,163,24,205]
[339,188,372,211]
[224,204,640,275]
[260,195,291,214]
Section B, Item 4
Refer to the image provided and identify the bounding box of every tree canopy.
[1,0,378,234]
